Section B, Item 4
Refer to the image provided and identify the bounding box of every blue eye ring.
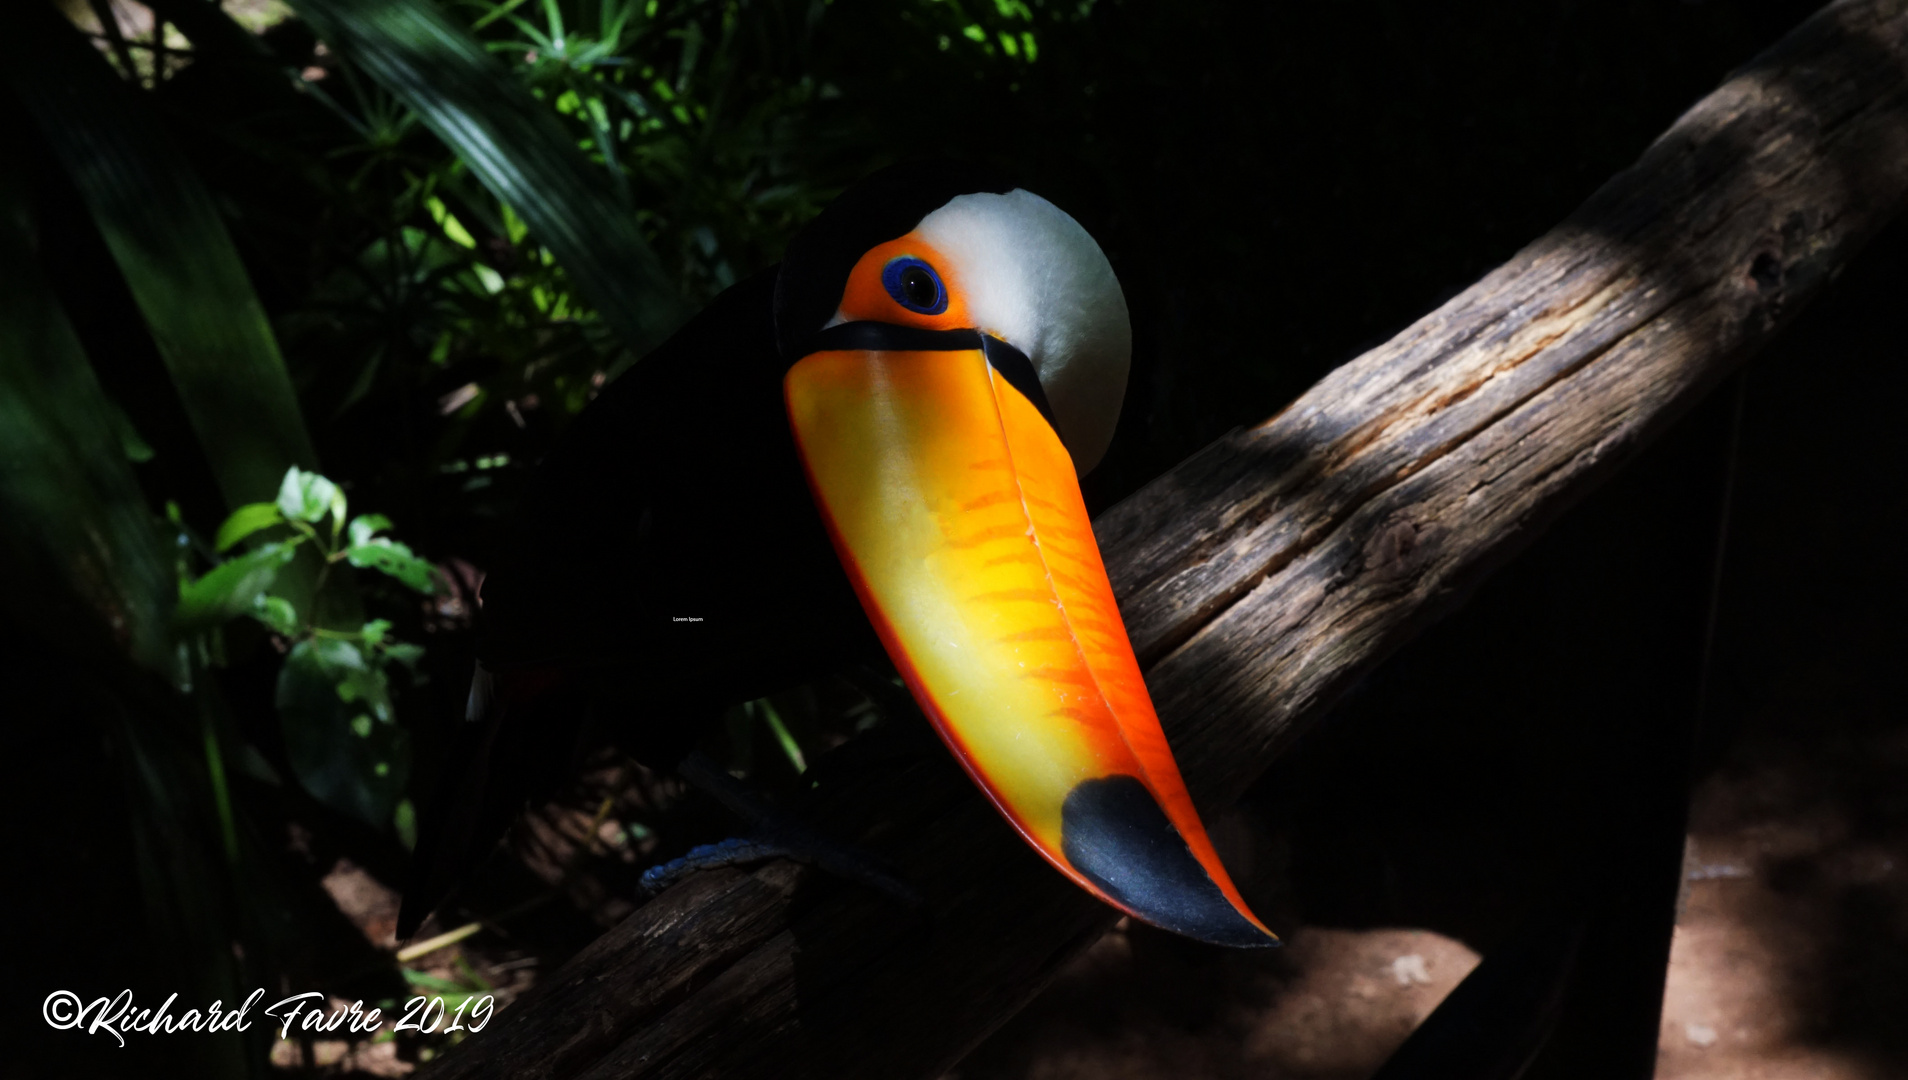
[881,256,949,315]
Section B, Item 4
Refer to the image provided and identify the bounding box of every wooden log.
[423,1,1908,1076]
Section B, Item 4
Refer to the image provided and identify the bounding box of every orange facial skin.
[833,238,972,329]
[784,243,1275,944]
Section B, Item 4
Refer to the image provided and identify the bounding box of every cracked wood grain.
[421,2,1908,1077]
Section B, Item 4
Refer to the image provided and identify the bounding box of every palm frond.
[3,3,318,512]
[289,0,687,357]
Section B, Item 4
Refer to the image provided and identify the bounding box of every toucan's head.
[776,163,1275,948]
[774,161,1128,474]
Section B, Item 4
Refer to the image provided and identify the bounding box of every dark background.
[8,1,1903,1077]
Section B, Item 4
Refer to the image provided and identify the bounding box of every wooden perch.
[424,1,1908,1076]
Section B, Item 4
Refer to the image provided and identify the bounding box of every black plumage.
[400,163,1013,937]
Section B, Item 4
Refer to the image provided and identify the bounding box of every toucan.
[398,161,1277,949]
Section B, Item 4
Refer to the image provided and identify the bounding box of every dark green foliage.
[0,155,179,680]
[4,1,315,510]
[169,467,443,827]
[174,540,300,632]
[278,631,413,825]
[4,0,1831,1074]
[285,0,686,356]
[344,513,444,594]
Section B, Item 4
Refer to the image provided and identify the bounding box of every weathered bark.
[423,1,1908,1077]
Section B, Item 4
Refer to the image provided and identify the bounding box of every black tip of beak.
[1060,775,1278,948]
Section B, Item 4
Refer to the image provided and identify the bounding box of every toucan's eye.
[881,256,948,315]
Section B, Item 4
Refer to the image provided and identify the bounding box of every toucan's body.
[475,266,874,762]
[402,163,1277,948]
[402,269,879,925]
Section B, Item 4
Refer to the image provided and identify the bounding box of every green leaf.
[249,594,300,637]
[346,535,444,595]
[394,798,418,851]
[757,698,807,774]
[1,5,319,511]
[278,639,410,825]
[0,156,179,681]
[277,466,348,531]
[360,618,393,649]
[105,400,157,464]
[176,542,300,632]
[347,513,394,548]
[284,0,685,356]
[311,637,394,721]
[215,502,287,553]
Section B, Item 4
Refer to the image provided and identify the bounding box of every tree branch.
[423,1,1908,1076]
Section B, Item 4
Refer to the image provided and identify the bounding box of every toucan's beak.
[785,334,1276,947]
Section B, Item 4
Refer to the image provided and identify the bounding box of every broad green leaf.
[360,618,393,649]
[8,130,266,1080]
[176,541,301,632]
[285,0,685,356]
[216,501,287,553]
[278,639,409,825]
[346,535,444,595]
[250,594,300,637]
[276,466,347,532]
[347,513,394,548]
[0,153,178,681]
[1,5,318,511]
[308,636,395,721]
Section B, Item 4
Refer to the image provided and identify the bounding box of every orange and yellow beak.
[785,334,1276,947]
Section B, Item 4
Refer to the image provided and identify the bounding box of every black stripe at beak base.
[978,334,1057,431]
[799,321,1058,432]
